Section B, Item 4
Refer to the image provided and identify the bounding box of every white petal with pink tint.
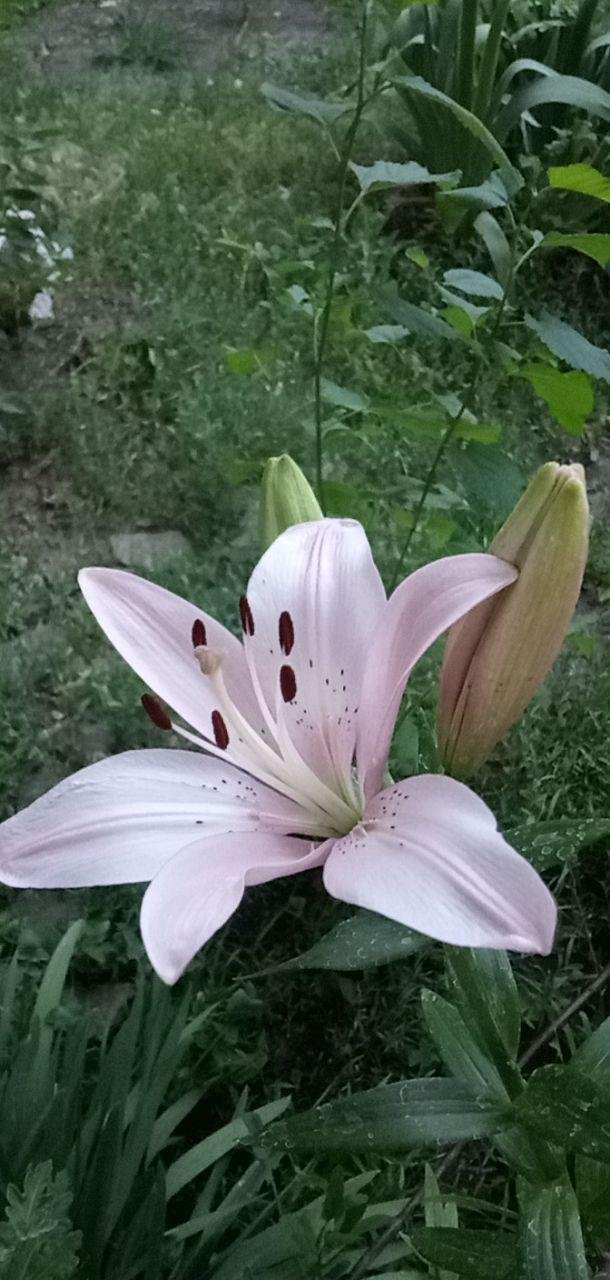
[323,774,556,954]
[141,832,324,983]
[357,554,517,798]
[0,750,306,888]
[78,568,262,743]
[244,519,386,797]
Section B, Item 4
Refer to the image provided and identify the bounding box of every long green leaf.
[518,1174,588,1279]
[263,1079,510,1154]
[350,159,459,193]
[421,990,510,1100]
[496,73,610,141]
[412,1227,518,1278]
[393,75,518,174]
[33,920,83,1024]
[445,948,521,1067]
[474,211,512,287]
[515,1065,610,1162]
[166,1097,290,1199]
[270,910,427,972]
[261,82,351,125]
[385,292,467,343]
[505,815,610,872]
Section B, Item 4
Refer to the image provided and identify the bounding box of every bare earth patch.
[12,0,332,81]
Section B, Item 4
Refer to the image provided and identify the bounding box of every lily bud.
[260,454,323,549]
[438,462,589,776]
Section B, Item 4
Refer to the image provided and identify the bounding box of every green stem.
[313,0,370,510]
[456,0,478,108]
[473,0,511,122]
[389,235,516,592]
[389,417,462,592]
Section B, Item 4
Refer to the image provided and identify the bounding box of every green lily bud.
[260,454,323,550]
[438,462,589,777]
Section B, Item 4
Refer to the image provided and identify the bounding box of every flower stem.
[313,0,370,510]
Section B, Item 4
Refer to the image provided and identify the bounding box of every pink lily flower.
[0,520,556,983]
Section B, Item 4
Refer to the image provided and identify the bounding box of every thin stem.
[389,417,461,592]
[313,0,370,510]
[518,958,610,1070]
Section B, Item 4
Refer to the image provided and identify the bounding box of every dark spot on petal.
[141,694,172,732]
[212,710,230,749]
[192,618,207,647]
[239,595,255,636]
[280,664,297,703]
[279,610,295,655]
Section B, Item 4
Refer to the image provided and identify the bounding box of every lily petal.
[244,519,386,795]
[79,568,262,743]
[0,750,305,888]
[141,832,324,983]
[323,774,556,954]
[357,554,517,798]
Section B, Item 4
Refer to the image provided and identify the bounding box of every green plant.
[0,1164,80,1280]
[384,0,610,180]
[0,924,289,1280]
[262,937,610,1279]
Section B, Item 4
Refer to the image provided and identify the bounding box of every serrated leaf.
[270,909,427,972]
[263,1079,510,1154]
[350,159,459,193]
[385,293,467,343]
[412,1227,518,1279]
[261,82,351,125]
[520,362,594,434]
[443,269,504,300]
[525,311,610,384]
[548,162,610,203]
[518,1175,588,1280]
[320,379,370,412]
[365,324,410,344]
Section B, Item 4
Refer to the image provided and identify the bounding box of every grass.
[1,4,610,1273]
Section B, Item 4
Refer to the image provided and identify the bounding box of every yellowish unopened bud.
[260,454,323,549]
[438,462,589,776]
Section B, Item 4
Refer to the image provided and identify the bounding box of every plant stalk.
[313,0,370,510]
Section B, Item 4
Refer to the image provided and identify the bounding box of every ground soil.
[12,0,332,81]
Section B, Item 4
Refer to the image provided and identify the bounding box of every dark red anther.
[211,710,230,750]
[280,665,297,703]
[278,610,295,656]
[142,694,172,732]
[239,595,255,636]
[192,618,207,648]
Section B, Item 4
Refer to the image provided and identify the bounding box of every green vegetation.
[1,0,610,1275]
